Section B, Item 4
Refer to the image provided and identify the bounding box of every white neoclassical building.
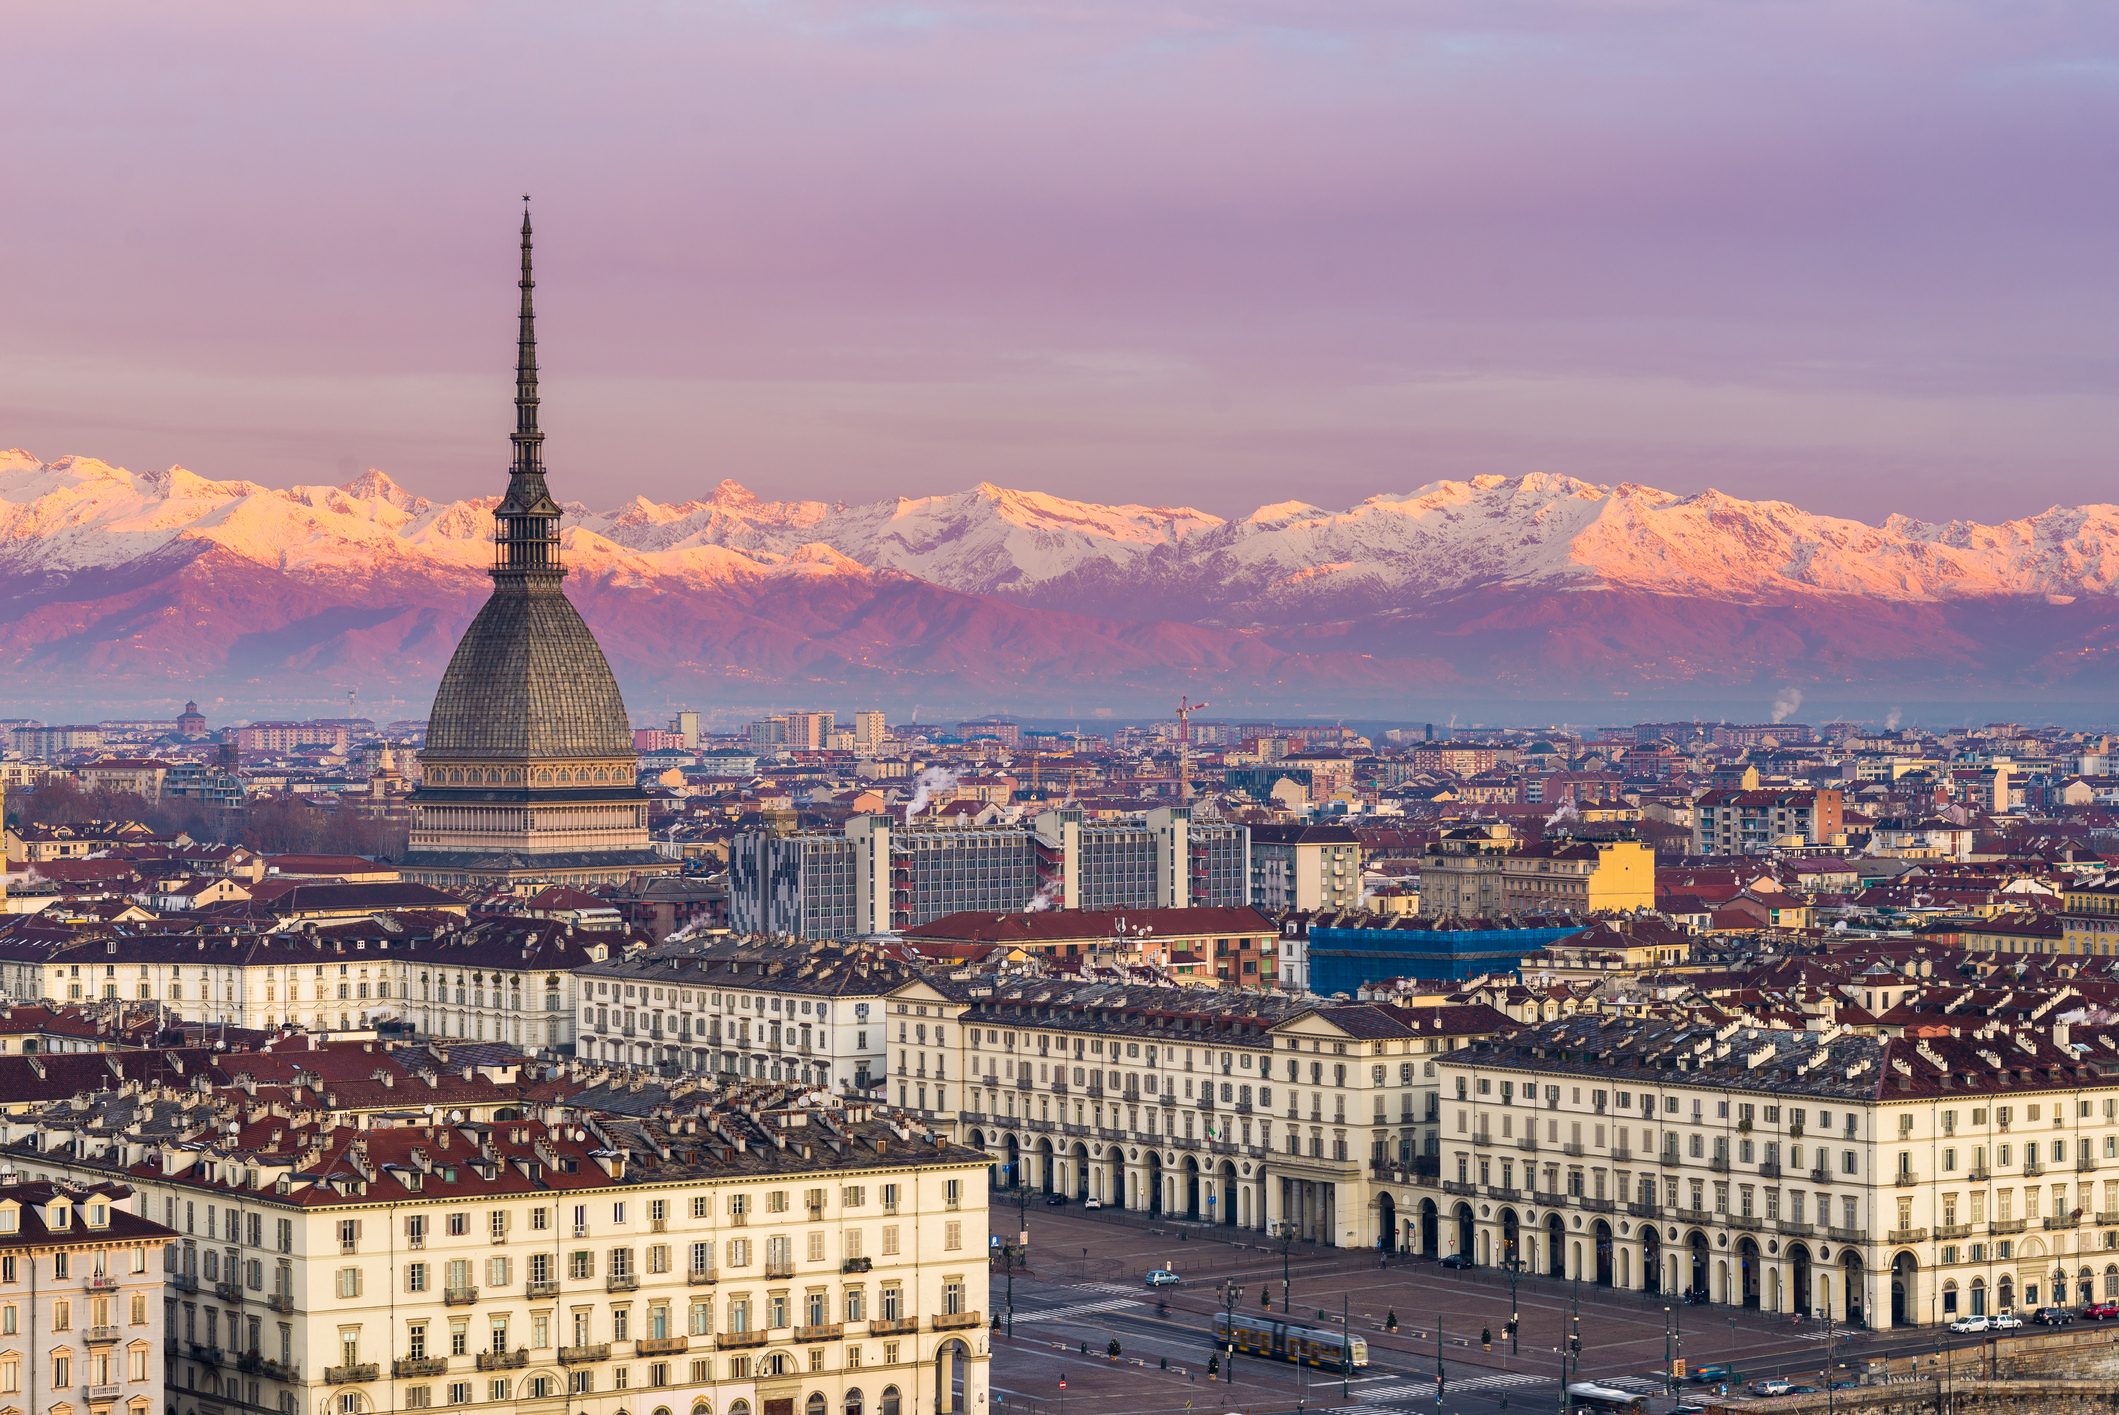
[1379,1015,2119,1330]
[0,1089,990,1415]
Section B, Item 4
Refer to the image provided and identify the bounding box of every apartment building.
[890,976,1508,1247]
[2,1089,991,1415]
[1390,1015,2119,1331]
[1031,809,1248,912]
[1690,789,1846,855]
[1247,824,1362,913]
[0,923,638,1055]
[730,811,1249,941]
[575,941,923,1091]
[2058,875,2119,957]
[1417,826,1653,918]
[0,1179,172,1415]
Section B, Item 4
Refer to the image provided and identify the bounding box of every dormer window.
[0,1207,17,1234]
[85,1202,108,1229]
[49,1203,70,1231]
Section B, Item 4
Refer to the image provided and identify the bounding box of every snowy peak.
[7,450,2119,607]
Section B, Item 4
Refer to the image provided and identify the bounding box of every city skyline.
[9,2,2119,522]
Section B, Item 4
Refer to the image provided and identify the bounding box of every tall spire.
[512,194,543,480]
[494,196,563,580]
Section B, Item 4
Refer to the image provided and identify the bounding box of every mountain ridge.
[7,449,2119,716]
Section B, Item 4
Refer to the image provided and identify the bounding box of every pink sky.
[6,1,2118,519]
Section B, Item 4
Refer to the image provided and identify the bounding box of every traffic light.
[1505,1318,1518,1339]
[1481,1327,1492,1351]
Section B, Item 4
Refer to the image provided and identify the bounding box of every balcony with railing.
[84,1384,121,1404]
[686,1268,718,1286]
[932,1311,983,1331]
[1894,1170,1918,1187]
[606,1273,639,1293]
[266,1292,295,1314]
[323,1364,377,1385]
[868,1316,918,1337]
[716,1330,768,1350]
[189,1344,224,1367]
[85,1326,120,1346]
[794,1324,843,1343]
[1886,1228,1928,1245]
[763,1260,795,1280]
[636,1337,689,1356]
[394,1358,449,1378]
[477,1350,530,1371]
[1990,1218,2027,1235]
[445,1286,480,1306]
[1936,1222,1973,1239]
[526,1279,561,1298]
[558,1344,611,1365]
[214,1280,242,1303]
[2043,1214,2079,1230]
[1824,1226,1865,1243]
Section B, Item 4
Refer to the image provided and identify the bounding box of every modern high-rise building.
[1032,807,1247,909]
[730,810,1249,939]
[1248,821,1363,912]
[672,709,701,747]
[852,709,888,756]
[401,206,673,889]
[785,710,836,751]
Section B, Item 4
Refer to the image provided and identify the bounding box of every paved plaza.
[985,1198,2010,1415]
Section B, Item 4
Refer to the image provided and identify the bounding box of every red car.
[2082,1302,2119,1320]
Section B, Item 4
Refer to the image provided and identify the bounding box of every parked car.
[1044,1194,1068,1206]
[1828,1380,1861,1391]
[2084,1301,2119,1320]
[1082,1197,1103,1210]
[1990,1313,2023,1330]
[1439,1253,1475,1270]
[1784,1385,1819,1396]
[1144,1270,1182,1287]
[1750,1378,1794,1397]
[2033,1306,2074,1326]
[1949,1314,1991,1334]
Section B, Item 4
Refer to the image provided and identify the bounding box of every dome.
[423,586,635,760]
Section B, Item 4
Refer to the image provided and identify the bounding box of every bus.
[1211,1313,1370,1369]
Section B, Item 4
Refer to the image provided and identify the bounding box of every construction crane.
[1175,695,1210,801]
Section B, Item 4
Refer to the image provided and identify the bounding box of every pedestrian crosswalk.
[1070,1281,1144,1297]
[1347,1380,1435,1402]
[1332,1371,1550,1408]
[1014,1297,1143,1324]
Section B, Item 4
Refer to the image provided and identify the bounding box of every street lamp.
[994,1239,1026,1337]
[1662,1306,1674,1397]
[1271,1220,1298,1315]
[1218,1280,1242,1386]
[1507,1252,1522,1355]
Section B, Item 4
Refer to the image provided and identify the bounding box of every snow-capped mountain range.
[7,448,2119,717]
[12,450,2119,605]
